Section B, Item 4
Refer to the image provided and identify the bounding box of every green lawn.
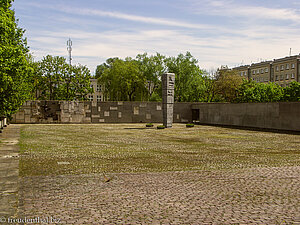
[19,124,300,176]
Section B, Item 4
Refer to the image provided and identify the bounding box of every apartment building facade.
[233,55,300,87]
[87,78,105,102]
[272,55,299,86]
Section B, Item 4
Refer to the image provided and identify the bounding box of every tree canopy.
[97,52,213,102]
[32,55,92,101]
[0,0,33,117]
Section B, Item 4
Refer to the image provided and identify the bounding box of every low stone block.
[156,105,162,111]
[25,115,31,123]
[30,117,37,123]
[104,111,110,117]
[118,102,123,105]
[99,119,105,123]
[92,114,100,118]
[133,107,139,115]
[84,117,91,123]
[118,112,122,118]
[110,106,118,111]
[63,103,69,110]
[72,114,84,122]
[16,112,25,120]
[98,106,101,112]
[24,109,31,115]
[61,117,70,123]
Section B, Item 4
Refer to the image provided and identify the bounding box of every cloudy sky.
[13,0,300,75]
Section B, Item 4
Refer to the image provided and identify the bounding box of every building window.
[97,95,102,101]
[257,69,259,74]
[286,74,289,80]
[280,75,283,80]
[275,75,279,81]
[88,95,93,101]
[291,73,295,79]
[286,64,289,69]
[276,66,279,71]
[253,70,255,75]
[292,63,295,69]
[280,65,284,70]
[260,69,264,74]
[265,68,268,73]
[97,85,102,92]
[240,72,243,76]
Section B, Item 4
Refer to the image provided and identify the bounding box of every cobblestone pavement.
[0,125,20,219]
[17,167,300,224]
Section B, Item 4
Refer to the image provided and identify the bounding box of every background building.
[87,79,105,102]
[233,55,300,87]
[272,55,299,87]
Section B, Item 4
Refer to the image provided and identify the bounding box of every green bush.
[146,123,154,127]
[157,125,165,129]
[186,123,194,128]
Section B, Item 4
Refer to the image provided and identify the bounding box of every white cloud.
[26,26,300,74]
[18,0,300,74]
[189,0,300,23]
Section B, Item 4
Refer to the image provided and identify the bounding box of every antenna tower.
[67,38,72,65]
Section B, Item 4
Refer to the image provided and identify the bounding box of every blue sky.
[13,0,300,75]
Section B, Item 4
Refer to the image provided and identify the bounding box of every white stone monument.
[162,73,175,128]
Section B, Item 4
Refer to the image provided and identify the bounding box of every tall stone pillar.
[162,73,175,128]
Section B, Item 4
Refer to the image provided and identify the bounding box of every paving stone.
[0,125,20,219]
[15,166,300,224]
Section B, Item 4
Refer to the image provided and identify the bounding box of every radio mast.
[67,38,72,65]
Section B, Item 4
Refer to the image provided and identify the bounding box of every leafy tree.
[282,81,300,102]
[165,52,204,102]
[98,58,147,101]
[0,0,33,117]
[196,73,218,102]
[136,53,166,100]
[214,68,244,102]
[235,80,283,103]
[35,55,92,100]
[95,57,119,79]
[97,53,167,102]
[71,64,93,100]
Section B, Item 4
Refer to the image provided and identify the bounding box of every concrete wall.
[192,102,300,131]
[11,101,192,124]
[11,101,300,132]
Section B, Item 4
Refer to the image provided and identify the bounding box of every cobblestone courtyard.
[19,167,300,224]
[1,124,300,224]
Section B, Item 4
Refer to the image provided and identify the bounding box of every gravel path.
[18,167,300,224]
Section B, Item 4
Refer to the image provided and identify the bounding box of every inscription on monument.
[162,73,175,128]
